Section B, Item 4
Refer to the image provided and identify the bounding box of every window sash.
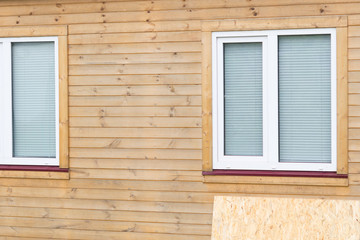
[212,29,337,171]
[213,36,270,169]
[0,37,59,166]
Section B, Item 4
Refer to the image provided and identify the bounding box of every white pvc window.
[0,37,59,166]
[212,29,337,171]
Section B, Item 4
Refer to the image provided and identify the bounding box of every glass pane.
[12,42,56,158]
[279,35,331,163]
[224,42,263,156]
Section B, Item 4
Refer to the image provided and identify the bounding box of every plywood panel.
[211,196,360,240]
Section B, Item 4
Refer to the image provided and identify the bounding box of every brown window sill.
[203,170,347,178]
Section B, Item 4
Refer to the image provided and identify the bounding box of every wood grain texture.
[0,171,69,180]
[337,27,349,174]
[201,31,212,172]
[0,25,67,37]
[202,16,347,32]
[58,35,69,169]
[0,1,357,239]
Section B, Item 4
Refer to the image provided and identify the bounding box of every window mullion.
[0,41,4,161]
[267,34,279,169]
[2,40,13,162]
[216,39,225,167]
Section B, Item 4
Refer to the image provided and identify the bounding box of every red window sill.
[0,165,68,172]
[202,170,347,178]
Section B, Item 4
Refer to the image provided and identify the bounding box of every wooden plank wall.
[0,0,360,239]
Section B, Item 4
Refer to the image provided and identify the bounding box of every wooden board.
[0,1,358,240]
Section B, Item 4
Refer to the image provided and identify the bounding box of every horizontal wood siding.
[0,0,359,239]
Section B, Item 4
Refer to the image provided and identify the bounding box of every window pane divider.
[267,34,279,170]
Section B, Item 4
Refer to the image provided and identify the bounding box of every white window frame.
[0,37,59,166]
[212,28,337,172]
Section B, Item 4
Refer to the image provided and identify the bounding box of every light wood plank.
[69,31,201,44]
[70,168,203,181]
[69,20,201,34]
[202,16,347,31]
[349,72,360,82]
[0,196,214,214]
[204,175,348,187]
[0,4,355,26]
[349,94,360,105]
[0,0,359,11]
[0,0,356,17]
[349,37,360,48]
[349,83,360,93]
[349,152,360,163]
[69,74,201,86]
[349,49,360,59]
[70,158,202,170]
[349,14,360,26]
[69,52,201,65]
[69,42,201,55]
[69,138,201,149]
[69,116,201,128]
[70,148,202,160]
[70,127,202,138]
[58,35,69,169]
[69,96,202,107]
[0,171,69,180]
[0,25,67,37]
[69,85,201,96]
[336,27,348,174]
[69,63,201,75]
[201,31,212,172]
[0,225,210,240]
[69,107,201,117]
[0,216,211,236]
[0,206,212,225]
[349,117,360,128]
[349,140,360,151]
[349,60,360,71]
[349,26,360,36]
[0,178,207,192]
[350,106,360,116]
[0,186,214,203]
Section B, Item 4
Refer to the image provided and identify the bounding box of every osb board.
[212,196,360,240]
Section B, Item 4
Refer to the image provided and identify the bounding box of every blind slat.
[278,35,331,163]
[224,42,263,156]
[12,42,56,158]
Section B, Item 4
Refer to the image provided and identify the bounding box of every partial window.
[0,37,59,165]
[212,29,336,171]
